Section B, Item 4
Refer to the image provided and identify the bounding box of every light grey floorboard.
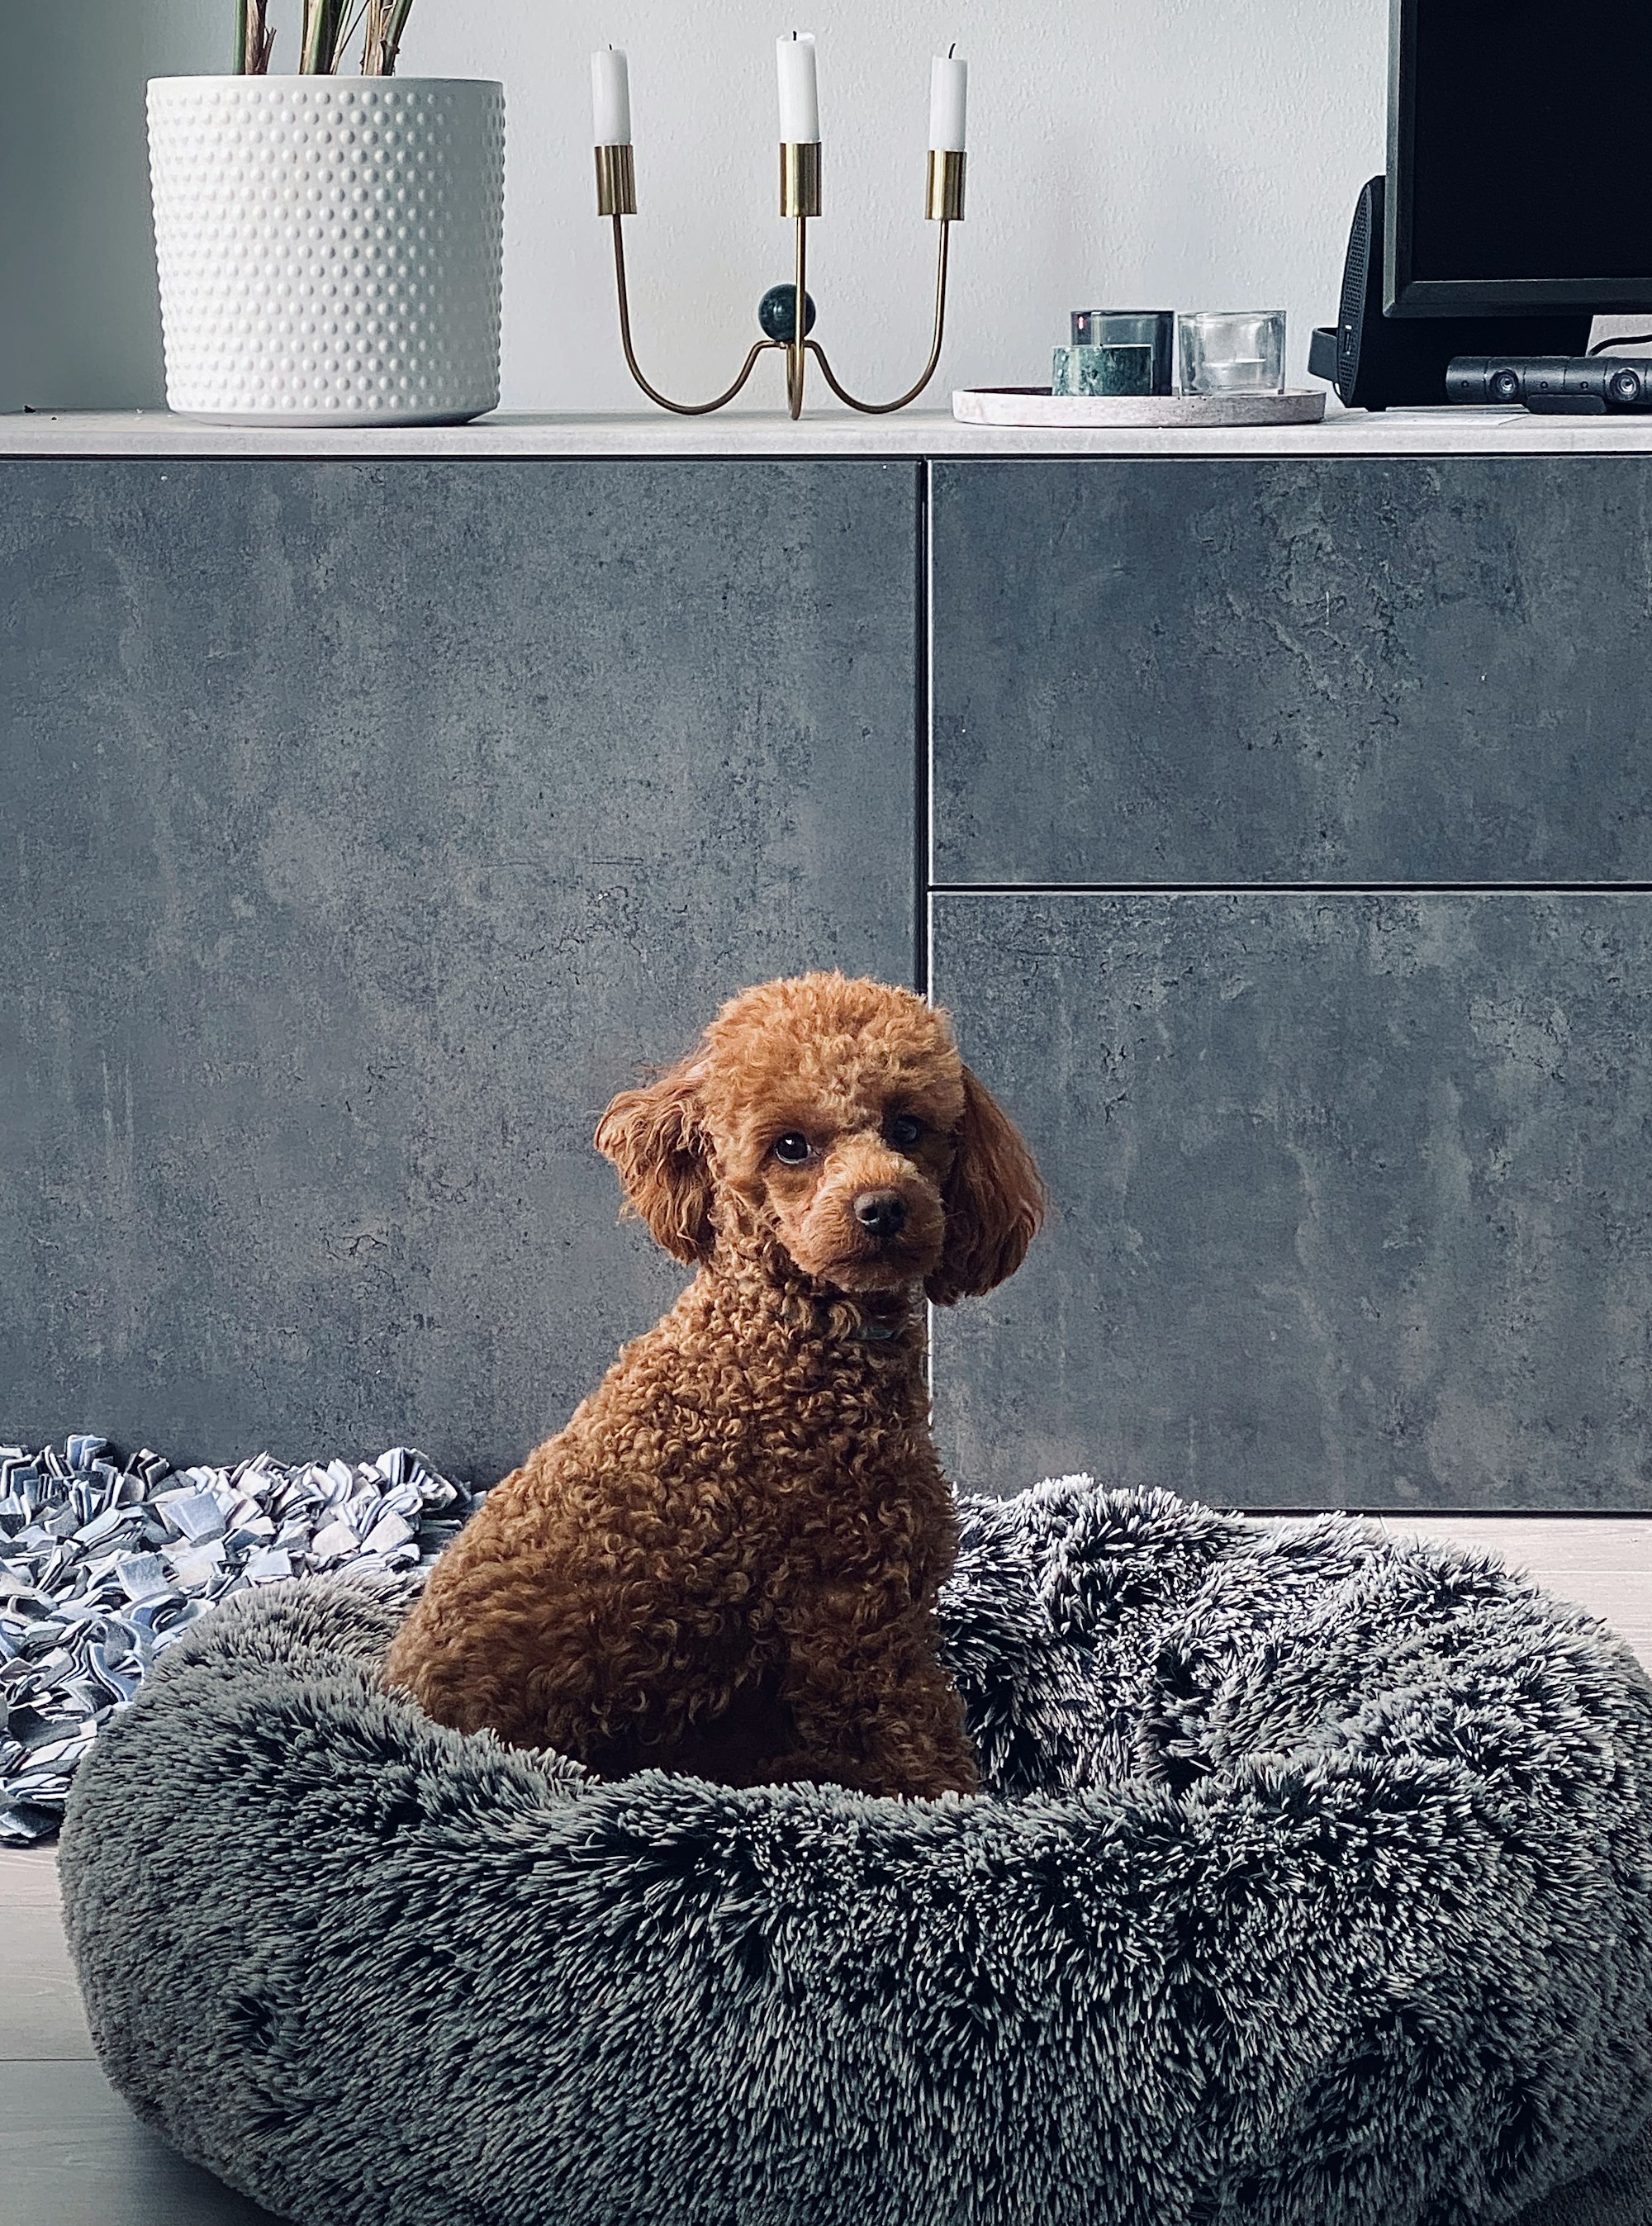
[0,1849,284,2223]
[0,2061,285,2225]
[0,1893,92,2061]
[0,1844,60,1905]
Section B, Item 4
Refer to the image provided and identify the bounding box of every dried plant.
[231,0,273,73]
[362,0,416,76]
[235,0,414,74]
[299,0,344,72]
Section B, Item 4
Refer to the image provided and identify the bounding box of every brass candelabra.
[594,141,966,418]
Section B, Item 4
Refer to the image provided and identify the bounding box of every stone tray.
[952,387,1327,428]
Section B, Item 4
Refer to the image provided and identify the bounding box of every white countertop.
[9,406,1652,458]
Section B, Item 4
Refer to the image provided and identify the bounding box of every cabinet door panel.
[1,459,918,1481]
[932,459,1652,887]
[932,890,1652,1511]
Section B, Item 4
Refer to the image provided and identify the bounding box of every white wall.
[2,0,1390,415]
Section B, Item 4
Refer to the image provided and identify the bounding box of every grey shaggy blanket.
[59,1481,1652,2226]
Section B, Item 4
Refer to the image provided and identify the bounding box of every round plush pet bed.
[59,1481,1652,2226]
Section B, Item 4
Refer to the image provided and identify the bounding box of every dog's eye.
[887,1113,923,1151]
[771,1133,813,1165]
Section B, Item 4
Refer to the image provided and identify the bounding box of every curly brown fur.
[382,972,1046,1800]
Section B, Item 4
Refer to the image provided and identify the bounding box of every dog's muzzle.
[852,1191,907,1239]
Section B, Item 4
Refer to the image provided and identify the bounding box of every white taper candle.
[776,32,819,142]
[591,48,632,145]
[929,50,967,152]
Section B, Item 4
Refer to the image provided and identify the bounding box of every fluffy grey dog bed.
[59,1481,1652,2226]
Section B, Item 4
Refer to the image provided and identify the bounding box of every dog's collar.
[849,1321,900,1342]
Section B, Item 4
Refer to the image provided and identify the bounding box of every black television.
[1386,0,1652,316]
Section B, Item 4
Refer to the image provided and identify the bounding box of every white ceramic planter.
[147,76,504,426]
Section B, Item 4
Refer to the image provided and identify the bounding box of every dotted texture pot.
[146,76,504,426]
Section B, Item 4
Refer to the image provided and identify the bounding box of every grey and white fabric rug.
[0,1435,486,1843]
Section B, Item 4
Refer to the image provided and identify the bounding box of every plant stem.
[362,0,415,77]
[301,0,344,73]
[332,0,371,72]
[236,0,274,74]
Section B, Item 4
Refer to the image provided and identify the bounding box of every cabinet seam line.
[915,459,933,999]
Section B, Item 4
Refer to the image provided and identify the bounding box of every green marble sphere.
[758,285,818,343]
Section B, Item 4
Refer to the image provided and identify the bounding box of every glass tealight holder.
[1052,343,1156,398]
[1070,311,1175,394]
[1177,310,1287,396]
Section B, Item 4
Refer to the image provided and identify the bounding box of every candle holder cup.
[596,141,965,418]
[1178,310,1288,397]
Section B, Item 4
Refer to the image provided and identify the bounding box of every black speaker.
[1309,178,1592,410]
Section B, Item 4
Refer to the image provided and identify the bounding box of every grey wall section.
[0,1,222,414]
[932,460,1652,888]
[1,459,918,1483]
[930,891,1652,1513]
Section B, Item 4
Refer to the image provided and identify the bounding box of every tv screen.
[1388,2,1652,312]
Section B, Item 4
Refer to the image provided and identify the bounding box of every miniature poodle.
[382,971,1045,1800]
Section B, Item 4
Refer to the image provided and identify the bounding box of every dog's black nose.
[853,1191,907,1237]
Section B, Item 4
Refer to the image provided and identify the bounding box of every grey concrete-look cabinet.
[1,460,919,1483]
[931,890,1652,1512]
[931,460,1652,886]
[928,460,1652,1512]
[7,449,1647,1513]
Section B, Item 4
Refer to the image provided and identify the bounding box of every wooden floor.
[2,1516,1650,2226]
[0,1841,281,2225]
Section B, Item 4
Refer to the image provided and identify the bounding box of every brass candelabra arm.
[594,141,962,420]
[609,215,782,417]
[802,219,953,415]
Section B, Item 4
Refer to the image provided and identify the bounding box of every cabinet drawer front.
[932,890,1652,1511]
[1,459,918,1480]
[932,459,1652,887]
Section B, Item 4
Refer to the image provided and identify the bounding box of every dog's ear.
[594,1066,715,1264]
[925,1066,1047,1306]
